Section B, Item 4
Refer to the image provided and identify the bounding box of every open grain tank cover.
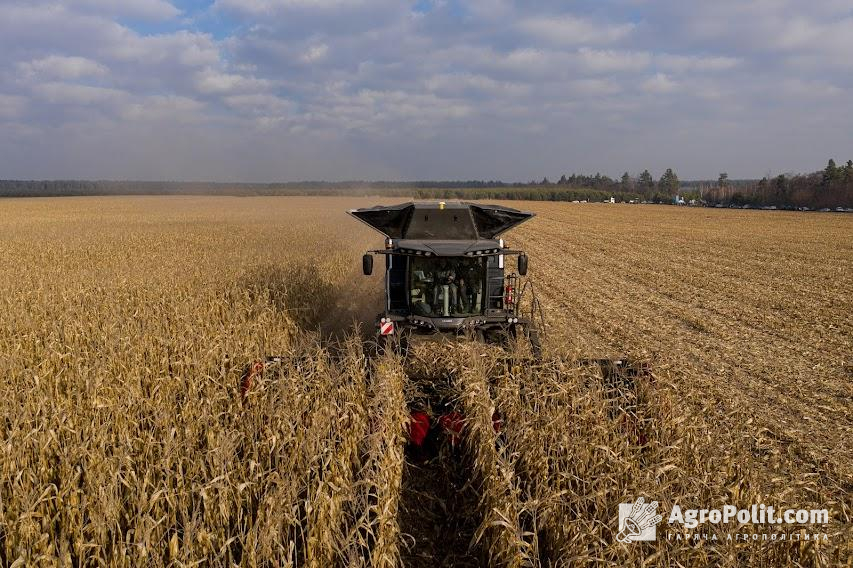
[467,204,535,239]
[348,202,534,240]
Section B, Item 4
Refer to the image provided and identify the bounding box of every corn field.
[0,196,850,566]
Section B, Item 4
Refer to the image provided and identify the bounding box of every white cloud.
[655,54,740,73]
[19,55,108,80]
[301,44,329,63]
[465,0,514,20]
[74,0,179,21]
[214,0,378,16]
[120,95,206,122]
[303,88,473,136]
[24,0,181,21]
[424,73,530,97]
[770,16,853,54]
[569,78,621,97]
[641,73,678,94]
[194,69,271,95]
[106,31,220,67]
[224,93,296,117]
[518,15,634,46]
[488,48,574,78]
[576,48,651,72]
[32,82,127,105]
[780,79,843,99]
[650,1,853,70]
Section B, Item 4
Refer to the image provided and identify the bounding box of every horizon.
[0,175,781,184]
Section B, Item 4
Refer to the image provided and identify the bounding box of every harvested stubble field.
[0,196,850,567]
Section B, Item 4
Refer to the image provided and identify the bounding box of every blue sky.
[127,1,235,39]
[0,0,851,181]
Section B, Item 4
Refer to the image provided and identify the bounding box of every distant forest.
[1,159,851,208]
[697,160,853,209]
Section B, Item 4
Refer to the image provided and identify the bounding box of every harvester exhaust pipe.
[442,285,450,316]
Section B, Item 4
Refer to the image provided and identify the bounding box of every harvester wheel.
[498,323,542,360]
[525,326,542,360]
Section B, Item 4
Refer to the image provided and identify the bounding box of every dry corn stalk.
[362,353,409,568]
[456,346,532,568]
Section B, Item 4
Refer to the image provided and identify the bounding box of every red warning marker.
[492,410,503,433]
[380,321,394,335]
[439,412,465,447]
[408,411,430,447]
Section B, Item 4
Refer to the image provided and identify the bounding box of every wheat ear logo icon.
[616,497,662,543]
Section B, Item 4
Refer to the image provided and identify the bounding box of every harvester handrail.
[516,278,546,338]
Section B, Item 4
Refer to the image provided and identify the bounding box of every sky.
[0,0,851,182]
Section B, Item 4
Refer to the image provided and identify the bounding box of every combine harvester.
[349,201,651,446]
[350,201,542,357]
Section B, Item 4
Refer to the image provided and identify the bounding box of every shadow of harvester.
[239,262,382,340]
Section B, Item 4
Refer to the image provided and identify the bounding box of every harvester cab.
[349,201,541,356]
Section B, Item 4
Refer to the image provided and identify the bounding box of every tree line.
[413,187,641,202]
[1,160,850,208]
[700,160,853,209]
